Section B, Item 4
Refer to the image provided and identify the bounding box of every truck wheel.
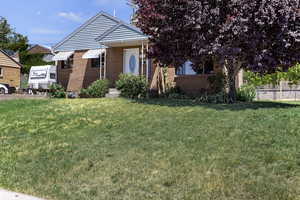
[0,88,5,94]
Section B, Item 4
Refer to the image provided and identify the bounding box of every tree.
[0,17,11,46]
[0,17,29,52]
[134,0,300,103]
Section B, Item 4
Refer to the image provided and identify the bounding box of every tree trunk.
[157,64,162,95]
[156,63,168,95]
[227,62,238,104]
[160,67,166,93]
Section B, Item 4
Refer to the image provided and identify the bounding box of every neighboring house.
[28,44,54,62]
[0,49,22,88]
[3,49,20,63]
[53,11,242,94]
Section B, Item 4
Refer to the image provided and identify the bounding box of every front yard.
[1,98,300,200]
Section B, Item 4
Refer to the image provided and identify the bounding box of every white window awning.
[52,51,74,61]
[82,49,106,59]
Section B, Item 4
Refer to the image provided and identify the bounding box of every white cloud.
[30,28,62,35]
[58,12,83,22]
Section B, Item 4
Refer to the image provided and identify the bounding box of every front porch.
[100,39,151,87]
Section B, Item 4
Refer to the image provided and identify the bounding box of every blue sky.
[0,0,133,47]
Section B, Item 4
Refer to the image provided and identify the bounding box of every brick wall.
[149,62,243,95]
[57,50,101,92]
[106,47,123,86]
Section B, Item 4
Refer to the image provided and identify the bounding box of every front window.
[176,59,214,75]
[61,55,74,69]
[176,61,197,75]
[0,67,3,77]
[91,58,100,68]
[91,53,105,68]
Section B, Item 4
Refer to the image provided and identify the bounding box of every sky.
[0,0,133,48]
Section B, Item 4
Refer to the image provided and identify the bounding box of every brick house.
[0,49,22,88]
[53,11,242,94]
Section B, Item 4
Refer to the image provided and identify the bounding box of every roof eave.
[0,49,23,68]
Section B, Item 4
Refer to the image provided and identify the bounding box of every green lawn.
[1,98,300,200]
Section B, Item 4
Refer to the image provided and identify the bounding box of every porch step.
[106,88,121,98]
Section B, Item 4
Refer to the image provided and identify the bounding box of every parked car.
[0,83,9,94]
[28,65,57,91]
[0,83,16,94]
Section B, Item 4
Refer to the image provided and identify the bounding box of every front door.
[123,48,139,75]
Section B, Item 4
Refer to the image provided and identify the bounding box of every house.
[0,49,22,88]
[53,11,242,94]
[27,44,54,62]
[3,49,20,63]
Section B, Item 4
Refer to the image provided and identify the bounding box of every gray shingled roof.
[52,11,148,52]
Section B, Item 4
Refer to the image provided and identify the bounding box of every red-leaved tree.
[134,0,300,102]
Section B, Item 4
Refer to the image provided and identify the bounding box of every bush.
[49,84,66,98]
[237,84,256,102]
[116,74,148,99]
[80,80,109,98]
[244,64,300,87]
[194,91,229,104]
[208,72,227,94]
[163,86,188,99]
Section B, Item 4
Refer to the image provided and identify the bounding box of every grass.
[1,98,300,200]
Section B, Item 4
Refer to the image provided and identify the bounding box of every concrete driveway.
[0,189,44,200]
[0,94,47,101]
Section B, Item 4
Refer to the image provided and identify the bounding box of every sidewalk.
[0,189,44,200]
[0,94,47,101]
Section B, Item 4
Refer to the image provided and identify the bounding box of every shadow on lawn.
[133,99,300,111]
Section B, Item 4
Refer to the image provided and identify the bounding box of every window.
[0,67,3,77]
[50,73,56,79]
[61,55,74,69]
[91,58,100,68]
[176,59,214,75]
[176,61,197,75]
[91,53,105,68]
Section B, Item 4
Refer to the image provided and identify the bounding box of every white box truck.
[28,65,57,90]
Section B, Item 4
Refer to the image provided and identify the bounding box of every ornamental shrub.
[194,91,229,104]
[116,74,148,99]
[207,72,227,94]
[237,84,256,102]
[244,64,300,87]
[49,84,66,98]
[80,79,109,98]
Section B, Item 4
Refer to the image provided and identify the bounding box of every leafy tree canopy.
[0,16,29,52]
[20,53,54,74]
[134,0,300,102]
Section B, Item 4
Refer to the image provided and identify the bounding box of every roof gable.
[0,49,22,68]
[28,45,52,54]
[53,11,121,52]
[97,23,147,43]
